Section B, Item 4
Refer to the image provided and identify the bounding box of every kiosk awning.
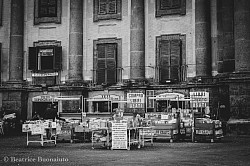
[54,96,82,101]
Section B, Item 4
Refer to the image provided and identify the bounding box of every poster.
[112,123,127,149]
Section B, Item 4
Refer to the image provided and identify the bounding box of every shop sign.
[32,95,58,102]
[127,93,145,108]
[190,91,209,108]
[112,123,127,149]
[154,93,185,100]
[32,72,59,77]
[91,94,121,101]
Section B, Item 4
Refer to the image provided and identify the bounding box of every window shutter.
[106,44,116,84]
[97,59,106,84]
[170,39,181,81]
[180,0,186,15]
[97,44,105,58]
[99,0,107,14]
[107,60,116,84]
[28,47,38,71]
[54,46,62,70]
[108,0,116,14]
[160,40,171,82]
[172,0,181,8]
[160,0,171,9]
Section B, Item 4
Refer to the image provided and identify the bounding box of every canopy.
[54,95,82,101]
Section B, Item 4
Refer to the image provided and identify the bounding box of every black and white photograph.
[0,0,250,165]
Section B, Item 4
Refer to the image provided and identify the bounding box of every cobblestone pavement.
[0,135,250,166]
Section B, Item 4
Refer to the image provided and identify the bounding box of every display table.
[26,129,57,147]
[22,120,58,147]
[91,128,111,149]
[138,127,154,147]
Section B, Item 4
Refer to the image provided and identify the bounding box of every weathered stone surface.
[9,0,24,82]
[195,0,211,77]
[68,0,83,81]
[130,0,145,80]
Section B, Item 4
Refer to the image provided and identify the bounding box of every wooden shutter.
[170,39,181,81]
[97,44,105,58]
[54,46,62,70]
[99,0,107,14]
[106,44,116,84]
[172,0,181,8]
[160,40,171,82]
[28,47,38,71]
[180,0,186,15]
[97,60,106,84]
[108,0,116,14]
[160,0,171,9]
[97,44,106,84]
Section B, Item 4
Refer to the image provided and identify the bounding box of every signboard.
[90,94,122,102]
[32,72,58,77]
[154,93,185,101]
[112,123,127,149]
[127,93,145,108]
[32,95,58,102]
[31,123,44,135]
[190,91,209,108]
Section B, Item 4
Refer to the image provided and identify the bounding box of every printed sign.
[112,123,127,149]
[31,123,44,135]
[127,93,145,108]
[32,95,58,102]
[190,92,209,108]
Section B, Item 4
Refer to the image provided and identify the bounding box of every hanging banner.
[112,123,127,149]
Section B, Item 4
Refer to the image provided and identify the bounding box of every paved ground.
[0,134,250,166]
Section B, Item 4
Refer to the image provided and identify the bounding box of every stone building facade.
[0,0,249,123]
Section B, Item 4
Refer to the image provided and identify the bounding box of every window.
[96,43,117,85]
[0,0,2,26]
[38,0,57,18]
[156,34,186,83]
[93,38,122,85]
[156,0,186,17]
[28,46,62,71]
[93,0,121,22]
[34,0,61,25]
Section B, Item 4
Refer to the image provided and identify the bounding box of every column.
[68,0,83,81]
[234,0,250,72]
[9,0,24,82]
[130,0,145,80]
[195,0,211,77]
[211,0,218,75]
[217,0,234,73]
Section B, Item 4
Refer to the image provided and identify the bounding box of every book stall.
[22,119,60,146]
[55,95,84,142]
[147,93,190,142]
[146,92,224,143]
[89,111,154,150]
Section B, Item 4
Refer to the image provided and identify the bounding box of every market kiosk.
[54,95,84,142]
[147,93,189,142]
